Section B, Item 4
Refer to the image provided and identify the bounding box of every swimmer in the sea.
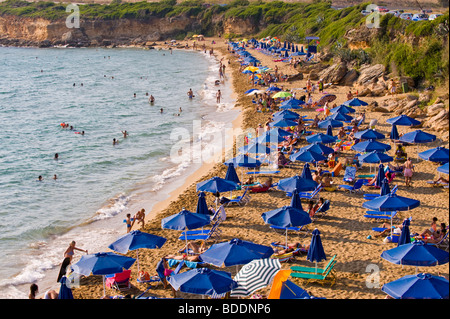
[113,138,119,145]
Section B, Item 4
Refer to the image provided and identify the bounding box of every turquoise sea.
[0,46,236,298]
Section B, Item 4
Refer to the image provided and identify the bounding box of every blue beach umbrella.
[326,125,333,137]
[418,147,449,163]
[262,206,312,247]
[354,129,385,140]
[362,193,420,212]
[168,268,238,296]
[290,189,303,210]
[300,163,313,181]
[290,149,327,163]
[161,209,211,231]
[352,139,391,153]
[266,127,293,138]
[269,118,298,128]
[244,88,258,94]
[255,132,287,144]
[266,86,282,93]
[386,115,421,127]
[300,142,334,156]
[196,191,209,215]
[399,130,436,144]
[279,280,311,299]
[317,119,343,129]
[390,124,400,140]
[382,273,449,299]
[307,228,327,273]
[225,163,241,184]
[330,104,356,114]
[272,110,300,121]
[398,218,411,247]
[343,97,368,107]
[381,240,449,269]
[358,151,393,164]
[196,176,238,193]
[277,175,318,193]
[437,162,449,175]
[199,238,274,268]
[58,276,74,300]
[306,133,337,144]
[108,230,166,273]
[72,252,136,276]
[279,99,304,110]
[326,112,353,123]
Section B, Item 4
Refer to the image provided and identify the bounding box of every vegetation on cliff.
[1,0,448,86]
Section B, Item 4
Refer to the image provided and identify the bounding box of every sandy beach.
[69,37,449,300]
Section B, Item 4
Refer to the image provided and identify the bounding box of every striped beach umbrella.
[230,258,281,297]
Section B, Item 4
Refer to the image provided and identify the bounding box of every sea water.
[0,46,237,298]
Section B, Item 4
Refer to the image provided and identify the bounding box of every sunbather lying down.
[272,242,309,255]
[177,241,207,255]
[165,254,201,262]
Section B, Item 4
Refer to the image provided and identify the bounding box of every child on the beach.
[126,213,134,233]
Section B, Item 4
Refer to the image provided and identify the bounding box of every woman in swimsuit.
[57,241,87,283]
[403,158,414,187]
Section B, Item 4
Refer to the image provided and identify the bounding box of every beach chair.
[180,219,221,237]
[225,189,251,207]
[290,259,337,287]
[313,199,331,219]
[363,185,398,200]
[342,166,357,183]
[105,269,132,291]
[364,211,398,222]
[298,185,322,201]
[290,254,337,274]
[430,226,449,252]
[178,222,221,242]
[270,246,306,263]
[338,178,366,194]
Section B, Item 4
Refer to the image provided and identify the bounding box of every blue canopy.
[168,268,237,296]
[381,240,449,267]
[264,127,293,138]
[352,139,391,153]
[399,130,436,144]
[196,192,209,215]
[330,104,356,114]
[108,230,167,254]
[386,115,421,126]
[317,119,343,129]
[290,149,327,163]
[382,273,449,299]
[418,147,449,163]
[390,124,399,140]
[437,162,449,174]
[198,238,274,267]
[272,109,300,120]
[197,176,238,193]
[279,99,305,110]
[380,178,390,196]
[343,97,368,107]
[300,163,313,181]
[306,133,337,144]
[354,129,385,140]
[279,280,311,299]
[326,112,353,123]
[255,132,287,144]
[269,118,298,128]
[266,86,282,92]
[375,164,385,187]
[71,252,136,276]
[290,189,303,210]
[358,151,393,164]
[300,142,334,156]
[362,193,420,212]
[326,125,333,137]
[224,155,261,168]
[277,175,319,192]
[398,218,411,247]
[225,163,241,184]
[244,88,258,94]
[161,209,211,231]
[58,276,74,299]
[262,206,312,228]
[307,228,327,265]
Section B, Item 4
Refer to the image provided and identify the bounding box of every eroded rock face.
[318,62,348,84]
[356,64,385,86]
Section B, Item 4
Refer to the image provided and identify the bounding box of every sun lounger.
[290,260,337,287]
[296,185,322,201]
[270,247,305,263]
[364,211,398,221]
[363,185,398,199]
[225,189,251,206]
[338,179,366,193]
[314,199,331,219]
[180,219,222,237]
[178,223,221,242]
[343,166,357,183]
[105,269,132,291]
[246,170,280,175]
[430,227,449,251]
[290,254,337,274]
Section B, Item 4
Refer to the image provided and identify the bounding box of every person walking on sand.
[403,157,414,187]
[57,241,87,283]
[134,208,145,229]
[216,89,222,103]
